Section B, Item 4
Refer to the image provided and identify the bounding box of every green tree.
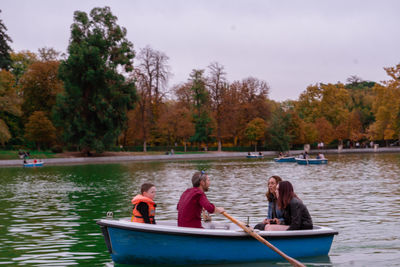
[244,117,266,151]
[189,69,214,148]
[10,51,38,86]
[0,10,13,70]
[24,111,56,150]
[54,7,137,154]
[267,108,291,152]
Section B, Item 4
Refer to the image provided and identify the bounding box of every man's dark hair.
[192,171,207,187]
[141,183,155,194]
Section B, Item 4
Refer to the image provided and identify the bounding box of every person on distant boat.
[131,183,157,224]
[278,152,283,158]
[316,153,325,159]
[177,171,224,228]
[254,175,284,230]
[265,181,313,231]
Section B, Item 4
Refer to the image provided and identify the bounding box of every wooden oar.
[221,211,305,267]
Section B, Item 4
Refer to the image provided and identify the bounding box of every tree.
[0,69,21,145]
[315,117,335,144]
[207,62,227,151]
[226,77,271,145]
[368,64,400,145]
[131,46,170,151]
[54,7,137,154]
[157,102,194,151]
[24,111,56,150]
[20,60,63,119]
[244,117,266,151]
[0,10,13,70]
[10,51,38,86]
[189,69,214,148]
[267,108,291,152]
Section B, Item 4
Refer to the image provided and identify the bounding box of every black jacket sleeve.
[136,202,151,224]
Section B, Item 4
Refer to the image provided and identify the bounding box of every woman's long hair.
[266,175,282,202]
[277,181,298,209]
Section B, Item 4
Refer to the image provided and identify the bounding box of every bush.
[51,145,63,153]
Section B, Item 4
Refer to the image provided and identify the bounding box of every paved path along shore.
[1,147,399,167]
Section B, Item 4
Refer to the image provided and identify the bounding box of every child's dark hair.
[141,183,155,194]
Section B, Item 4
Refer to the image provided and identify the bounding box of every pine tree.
[54,7,137,154]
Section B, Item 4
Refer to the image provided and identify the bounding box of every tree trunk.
[218,140,222,152]
[184,142,187,152]
[143,140,147,152]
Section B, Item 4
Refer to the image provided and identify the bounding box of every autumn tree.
[227,77,270,145]
[20,58,63,119]
[24,111,56,150]
[131,46,170,151]
[54,7,137,154]
[0,10,12,70]
[315,117,335,145]
[0,69,21,145]
[10,51,37,86]
[218,82,242,145]
[207,62,227,151]
[368,64,400,145]
[157,101,194,151]
[303,122,318,145]
[244,117,266,151]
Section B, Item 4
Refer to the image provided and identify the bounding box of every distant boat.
[97,218,338,265]
[246,154,264,159]
[296,158,328,165]
[274,156,296,162]
[23,160,44,167]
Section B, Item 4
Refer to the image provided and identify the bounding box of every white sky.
[1,0,399,101]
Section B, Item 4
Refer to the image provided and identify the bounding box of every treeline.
[0,7,399,154]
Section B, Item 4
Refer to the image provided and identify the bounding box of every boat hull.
[296,158,328,165]
[246,155,264,159]
[23,162,44,167]
[98,219,337,265]
[274,157,296,162]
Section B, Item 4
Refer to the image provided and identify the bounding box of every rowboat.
[274,156,296,162]
[97,218,338,265]
[23,161,44,167]
[295,158,328,165]
[246,154,264,159]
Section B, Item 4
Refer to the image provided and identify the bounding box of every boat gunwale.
[97,219,338,239]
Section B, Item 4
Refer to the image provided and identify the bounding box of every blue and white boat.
[23,160,44,167]
[246,154,264,159]
[295,158,328,165]
[274,156,296,162]
[97,218,338,265]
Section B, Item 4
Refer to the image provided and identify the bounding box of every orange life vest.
[131,194,156,224]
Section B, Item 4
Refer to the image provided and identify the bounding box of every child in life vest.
[131,183,157,224]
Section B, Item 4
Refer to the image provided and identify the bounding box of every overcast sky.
[2,0,399,101]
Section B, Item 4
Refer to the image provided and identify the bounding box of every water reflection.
[0,153,399,266]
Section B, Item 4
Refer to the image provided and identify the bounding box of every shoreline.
[1,147,400,167]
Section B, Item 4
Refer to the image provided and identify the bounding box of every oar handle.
[221,211,306,267]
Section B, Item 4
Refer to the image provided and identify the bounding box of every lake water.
[0,153,399,266]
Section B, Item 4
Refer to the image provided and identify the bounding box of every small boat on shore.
[23,160,44,167]
[296,158,328,165]
[97,218,338,265]
[274,156,296,162]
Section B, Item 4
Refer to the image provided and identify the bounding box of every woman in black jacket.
[265,181,313,231]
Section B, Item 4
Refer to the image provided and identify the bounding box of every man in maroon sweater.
[177,171,224,228]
